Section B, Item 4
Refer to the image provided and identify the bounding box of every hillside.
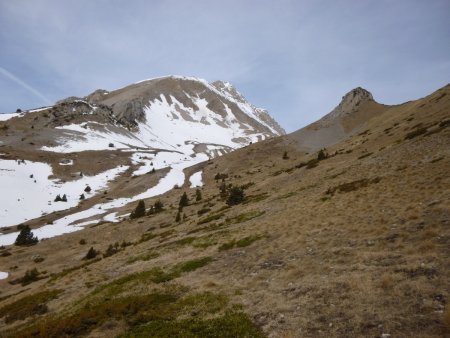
[0,84,449,337]
[0,76,284,235]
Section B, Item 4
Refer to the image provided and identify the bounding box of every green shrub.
[103,243,119,258]
[198,211,226,225]
[195,188,202,201]
[130,200,146,219]
[317,148,328,160]
[154,200,164,212]
[17,268,41,286]
[0,289,62,323]
[84,247,98,260]
[226,187,245,206]
[120,311,263,337]
[14,225,38,246]
[179,192,189,209]
[219,235,262,251]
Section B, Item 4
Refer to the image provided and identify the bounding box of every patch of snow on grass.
[0,159,128,229]
[0,152,208,245]
[0,271,8,280]
[189,171,203,187]
[0,113,19,121]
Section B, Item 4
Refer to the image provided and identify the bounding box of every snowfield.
[0,152,208,246]
[40,92,269,154]
[0,159,128,229]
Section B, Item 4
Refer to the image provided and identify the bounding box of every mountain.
[1,75,284,155]
[288,87,386,151]
[0,83,449,337]
[0,76,284,230]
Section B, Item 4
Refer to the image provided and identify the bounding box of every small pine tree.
[103,244,118,258]
[317,148,328,161]
[179,192,189,209]
[175,211,181,222]
[79,193,85,200]
[282,151,289,159]
[195,189,202,201]
[154,200,163,213]
[54,194,62,202]
[130,200,146,219]
[84,247,98,260]
[227,186,245,206]
[61,194,67,202]
[15,225,38,246]
[84,185,91,193]
[20,268,40,286]
[151,167,156,174]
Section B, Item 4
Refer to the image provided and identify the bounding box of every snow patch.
[0,271,8,280]
[0,152,208,246]
[189,171,203,187]
[0,113,20,121]
[0,159,128,228]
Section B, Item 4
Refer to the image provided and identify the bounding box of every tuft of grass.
[219,235,263,251]
[172,257,213,274]
[127,251,160,264]
[138,232,157,243]
[173,236,196,246]
[15,292,179,337]
[93,257,213,298]
[225,211,265,225]
[198,211,226,225]
[191,235,218,249]
[119,311,263,338]
[243,193,269,204]
[326,177,381,195]
[0,289,62,323]
[48,258,101,283]
[273,191,296,200]
[405,127,428,140]
[357,152,373,160]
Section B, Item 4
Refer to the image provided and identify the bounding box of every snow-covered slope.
[0,75,285,243]
[42,76,284,155]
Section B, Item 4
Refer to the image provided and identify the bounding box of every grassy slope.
[0,84,449,337]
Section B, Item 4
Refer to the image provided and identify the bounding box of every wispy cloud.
[0,67,52,105]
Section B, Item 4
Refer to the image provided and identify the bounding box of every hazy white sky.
[0,0,449,131]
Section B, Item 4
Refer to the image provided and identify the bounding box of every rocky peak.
[212,80,245,103]
[328,87,374,119]
[342,87,374,105]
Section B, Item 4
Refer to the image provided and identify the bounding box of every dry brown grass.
[0,84,449,337]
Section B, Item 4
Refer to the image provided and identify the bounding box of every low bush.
[0,289,62,323]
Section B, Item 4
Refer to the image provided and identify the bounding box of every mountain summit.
[3,76,284,156]
[288,86,384,151]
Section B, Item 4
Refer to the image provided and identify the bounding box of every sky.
[0,0,449,132]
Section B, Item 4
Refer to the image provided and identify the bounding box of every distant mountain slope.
[288,87,386,151]
[0,76,283,232]
[1,76,284,155]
